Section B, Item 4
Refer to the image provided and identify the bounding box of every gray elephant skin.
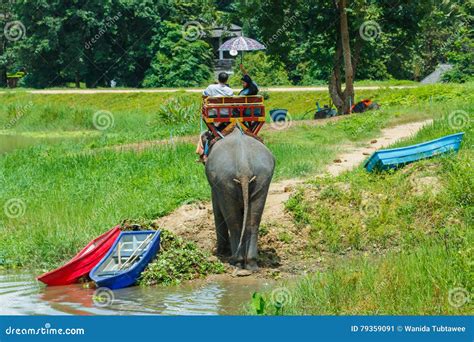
[205,129,275,271]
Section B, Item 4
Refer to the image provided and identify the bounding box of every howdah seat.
[202,95,266,137]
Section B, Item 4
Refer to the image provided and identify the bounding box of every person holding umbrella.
[218,36,265,96]
[239,64,259,96]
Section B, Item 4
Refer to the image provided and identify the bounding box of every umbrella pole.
[241,51,243,64]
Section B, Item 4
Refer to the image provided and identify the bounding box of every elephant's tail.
[234,175,256,258]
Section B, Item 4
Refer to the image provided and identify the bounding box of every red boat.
[37,226,121,286]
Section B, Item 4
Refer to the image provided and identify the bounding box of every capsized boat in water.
[37,226,121,286]
[89,230,161,290]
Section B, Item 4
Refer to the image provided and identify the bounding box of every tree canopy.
[0,0,471,88]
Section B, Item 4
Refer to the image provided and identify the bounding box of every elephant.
[205,128,275,271]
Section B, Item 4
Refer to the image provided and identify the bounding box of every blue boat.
[90,230,161,290]
[364,132,464,172]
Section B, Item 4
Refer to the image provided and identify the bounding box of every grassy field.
[0,84,471,274]
[248,114,473,315]
[0,83,471,147]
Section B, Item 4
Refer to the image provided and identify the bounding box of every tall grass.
[0,83,471,142]
[251,243,471,315]
[0,143,208,268]
[249,114,473,315]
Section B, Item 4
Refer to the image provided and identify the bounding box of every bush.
[152,95,200,125]
[230,52,290,87]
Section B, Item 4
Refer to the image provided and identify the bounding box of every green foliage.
[5,1,217,88]
[139,229,225,286]
[143,21,213,88]
[1,0,473,88]
[233,0,472,83]
[442,29,474,83]
[230,52,289,87]
[251,292,266,315]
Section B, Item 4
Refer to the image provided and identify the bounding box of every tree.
[0,1,21,87]
[10,0,217,88]
[329,0,354,114]
[142,21,213,88]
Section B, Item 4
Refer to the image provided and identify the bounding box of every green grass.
[0,84,471,273]
[0,83,471,146]
[249,114,473,315]
[0,143,209,268]
[250,243,472,315]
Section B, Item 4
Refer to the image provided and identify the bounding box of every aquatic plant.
[139,229,225,286]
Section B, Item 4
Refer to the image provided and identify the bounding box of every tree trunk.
[0,39,7,88]
[329,35,344,111]
[340,0,354,113]
[75,71,80,88]
[329,0,355,114]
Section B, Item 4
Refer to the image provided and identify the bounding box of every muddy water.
[0,271,273,315]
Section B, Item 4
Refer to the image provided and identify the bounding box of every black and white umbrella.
[218,36,266,63]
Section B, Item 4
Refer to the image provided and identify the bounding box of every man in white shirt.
[203,72,234,96]
[196,73,234,163]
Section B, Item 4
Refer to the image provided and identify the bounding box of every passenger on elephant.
[196,72,234,163]
[237,64,261,131]
[203,72,234,97]
[238,64,259,96]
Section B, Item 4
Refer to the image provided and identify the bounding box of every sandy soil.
[155,119,433,277]
[0,85,417,95]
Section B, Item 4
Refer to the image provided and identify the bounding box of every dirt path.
[155,119,433,277]
[0,85,417,95]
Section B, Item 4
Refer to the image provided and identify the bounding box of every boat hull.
[365,132,464,172]
[90,231,161,290]
[37,226,121,286]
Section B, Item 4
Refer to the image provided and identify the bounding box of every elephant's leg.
[211,191,230,257]
[245,188,271,271]
[227,215,245,267]
[217,199,245,268]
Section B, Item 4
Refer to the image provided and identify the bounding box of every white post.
[219,36,223,60]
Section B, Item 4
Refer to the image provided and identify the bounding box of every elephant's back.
[205,130,275,181]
